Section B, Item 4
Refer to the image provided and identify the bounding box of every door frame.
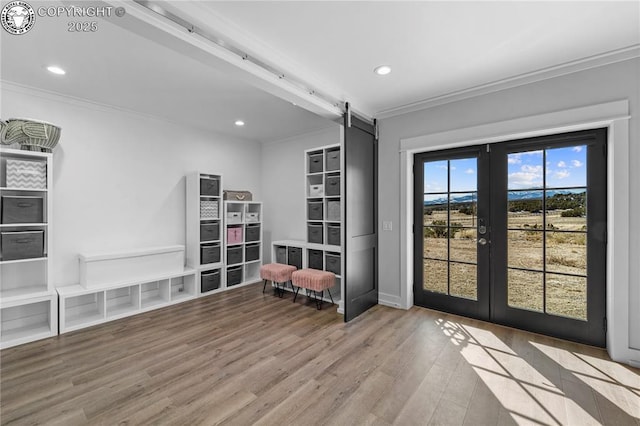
[397,100,633,362]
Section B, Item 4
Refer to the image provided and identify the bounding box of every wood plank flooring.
[1,282,639,425]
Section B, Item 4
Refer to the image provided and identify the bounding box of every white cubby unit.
[0,148,57,349]
[272,240,343,313]
[224,201,262,289]
[186,172,224,296]
[58,268,197,333]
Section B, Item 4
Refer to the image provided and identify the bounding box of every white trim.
[379,45,640,119]
[399,100,638,366]
[378,292,406,310]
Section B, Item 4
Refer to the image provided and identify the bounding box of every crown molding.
[377,45,640,120]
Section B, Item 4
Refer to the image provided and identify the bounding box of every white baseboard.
[378,292,407,310]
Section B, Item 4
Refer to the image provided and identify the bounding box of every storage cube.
[308,249,323,270]
[326,148,340,171]
[275,246,287,264]
[308,223,323,244]
[309,184,324,197]
[1,195,44,224]
[325,175,340,196]
[245,224,260,242]
[201,269,221,293]
[227,246,243,265]
[200,222,220,242]
[245,243,260,262]
[327,200,341,221]
[308,152,323,173]
[327,224,341,246]
[1,230,44,261]
[200,243,220,265]
[245,212,260,222]
[325,253,341,275]
[226,211,242,224]
[287,247,302,269]
[6,159,46,189]
[227,266,243,286]
[227,226,243,244]
[200,178,219,196]
[307,201,323,220]
[200,200,219,219]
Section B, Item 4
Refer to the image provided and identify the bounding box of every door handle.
[478,238,488,246]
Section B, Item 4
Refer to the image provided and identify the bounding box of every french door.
[414,128,607,346]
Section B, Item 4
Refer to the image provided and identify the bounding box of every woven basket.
[0,118,61,152]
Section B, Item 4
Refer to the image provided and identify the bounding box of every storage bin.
[308,152,323,173]
[6,159,46,189]
[227,246,243,265]
[275,246,287,264]
[226,211,242,224]
[200,200,219,219]
[227,266,243,286]
[326,148,340,171]
[200,222,219,242]
[200,243,220,265]
[1,230,44,261]
[287,246,302,269]
[308,249,323,270]
[227,226,243,244]
[309,184,324,197]
[245,243,260,262]
[307,201,323,221]
[1,195,44,224]
[327,224,341,246]
[200,178,219,196]
[308,223,323,244]
[245,212,260,222]
[245,224,261,242]
[325,253,341,275]
[327,200,341,221]
[201,269,221,293]
[325,175,340,196]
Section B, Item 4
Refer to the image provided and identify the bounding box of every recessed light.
[47,66,66,75]
[374,65,391,76]
[234,120,245,127]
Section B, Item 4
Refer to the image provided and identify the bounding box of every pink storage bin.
[227,226,243,244]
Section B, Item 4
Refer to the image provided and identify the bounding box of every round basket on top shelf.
[0,118,61,152]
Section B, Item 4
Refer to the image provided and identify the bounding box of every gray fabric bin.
[287,246,302,269]
[227,246,243,265]
[1,196,44,224]
[308,152,323,173]
[325,148,340,171]
[200,243,220,264]
[327,224,341,246]
[275,246,287,264]
[227,267,243,286]
[200,178,219,196]
[308,224,323,244]
[326,200,340,221]
[308,201,323,220]
[1,230,44,260]
[200,222,220,242]
[325,253,341,275]
[201,269,221,292]
[325,175,340,196]
[245,244,260,262]
[308,249,323,270]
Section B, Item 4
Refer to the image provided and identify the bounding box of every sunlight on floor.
[436,318,640,425]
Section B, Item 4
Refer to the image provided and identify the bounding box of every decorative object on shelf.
[245,212,260,222]
[200,200,219,219]
[309,184,324,197]
[0,118,61,152]
[223,190,252,201]
[6,158,47,189]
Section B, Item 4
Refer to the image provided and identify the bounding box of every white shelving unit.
[0,148,58,349]
[58,268,197,333]
[272,240,343,313]
[224,201,262,289]
[186,172,224,296]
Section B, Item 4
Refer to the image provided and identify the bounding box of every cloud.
[557,161,566,168]
[508,155,521,164]
[571,160,583,167]
[465,168,474,174]
[509,164,543,188]
[554,170,570,179]
[572,146,583,153]
[521,165,543,173]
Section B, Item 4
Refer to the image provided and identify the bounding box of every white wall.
[378,58,639,362]
[2,83,263,286]
[260,126,340,262]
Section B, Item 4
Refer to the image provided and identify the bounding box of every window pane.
[424,227,448,260]
[450,193,477,228]
[508,150,543,190]
[546,145,586,188]
[424,161,448,193]
[450,158,477,192]
[508,190,543,229]
[450,263,477,300]
[450,233,477,264]
[424,259,447,294]
[508,230,543,271]
[546,274,587,321]
[508,269,543,312]
[545,189,587,231]
[424,194,448,226]
[546,232,587,276]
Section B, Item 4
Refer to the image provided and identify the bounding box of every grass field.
[422,209,587,320]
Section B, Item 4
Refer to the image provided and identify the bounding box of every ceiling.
[1,1,639,143]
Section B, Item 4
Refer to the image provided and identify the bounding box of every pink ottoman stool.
[291,268,335,309]
[260,263,297,297]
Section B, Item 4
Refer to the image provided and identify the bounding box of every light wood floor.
[1,283,639,426]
